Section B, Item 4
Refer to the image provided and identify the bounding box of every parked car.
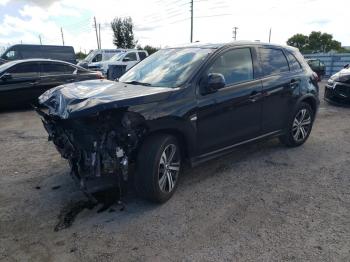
[324,64,350,105]
[37,42,319,203]
[88,49,149,76]
[0,44,76,65]
[77,49,124,69]
[306,58,325,81]
[0,59,103,108]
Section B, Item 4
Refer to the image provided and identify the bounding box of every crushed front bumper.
[36,108,131,194]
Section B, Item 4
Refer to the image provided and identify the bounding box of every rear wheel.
[279,102,314,147]
[135,134,181,203]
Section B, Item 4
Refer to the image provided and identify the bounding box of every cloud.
[0,0,349,52]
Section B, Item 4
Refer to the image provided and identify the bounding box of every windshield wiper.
[124,81,151,86]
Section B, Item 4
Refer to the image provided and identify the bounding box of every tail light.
[96,71,105,79]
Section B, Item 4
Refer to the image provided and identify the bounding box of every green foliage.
[287,31,344,53]
[75,51,87,60]
[111,17,137,49]
[137,44,160,55]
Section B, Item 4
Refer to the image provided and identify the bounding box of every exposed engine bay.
[36,108,146,197]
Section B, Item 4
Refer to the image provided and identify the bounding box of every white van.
[77,49,124,68]
[88,49,148,75]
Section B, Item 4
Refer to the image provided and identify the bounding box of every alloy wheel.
[292,108,312,142]
[158,144,180,193]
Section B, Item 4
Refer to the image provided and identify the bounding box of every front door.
[196,47,263,155]
[0,62,40,108]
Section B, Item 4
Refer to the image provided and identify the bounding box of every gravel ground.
[1,81,350,262]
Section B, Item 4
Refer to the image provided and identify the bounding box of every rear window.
[286,52,302,71]
[138,52,147,61]
[40,62,76,76]
[260,48,289,76]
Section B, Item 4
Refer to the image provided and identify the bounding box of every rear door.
[38,62,77,95]
[259,47,300,133]
[0,62,40,107]
[196,47,263,154]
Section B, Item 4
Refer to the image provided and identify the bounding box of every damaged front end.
[36,108,146,196]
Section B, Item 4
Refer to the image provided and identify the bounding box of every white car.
[90,50,148,75]
[78,49,124,69]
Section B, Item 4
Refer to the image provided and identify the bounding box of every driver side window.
[124,52,137,61]
[208,48,254,86]
[92,54,102,62]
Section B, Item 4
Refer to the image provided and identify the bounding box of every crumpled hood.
[39,79,177,119]
[331,68,350,83]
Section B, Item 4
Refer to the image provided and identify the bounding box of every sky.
[0,0,349,54]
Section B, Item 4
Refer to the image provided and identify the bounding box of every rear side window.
[208,48,254,86]
[138,52,147,61]
[40,62,76,76]
[286,52,302,71]
[7,62,39,78]
[260,48,289,76]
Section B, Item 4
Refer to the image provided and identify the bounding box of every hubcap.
[292,108,312,142]
[158,144,180,193]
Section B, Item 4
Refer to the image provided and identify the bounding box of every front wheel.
[279,102,314,147]
[135,134,182,203]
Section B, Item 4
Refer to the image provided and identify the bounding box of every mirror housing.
[206,73,225,93]
[123,57,130,62]
[344,63,349,69]
[0,73,12,81]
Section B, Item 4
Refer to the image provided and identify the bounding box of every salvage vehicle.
[37,42,319,203]
[0,59,103,108]
[0,44,76,65]
[325,64,350,105]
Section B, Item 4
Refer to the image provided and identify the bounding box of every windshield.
[109,52,125,62]
[119,48,213,87]
[84,51,96,62]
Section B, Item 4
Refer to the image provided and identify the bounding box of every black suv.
[37,42,319,203]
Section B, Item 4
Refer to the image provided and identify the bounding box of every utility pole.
[232,27,238,40]
[94,16,100,49]
[269,28,272,43]
[190,0,193,43]
[38,35,42,45]
[61,27,65,46]
[98,23,101,49]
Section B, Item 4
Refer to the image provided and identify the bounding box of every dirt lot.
[0,81,350,262]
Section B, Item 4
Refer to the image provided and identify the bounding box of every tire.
[135,134,182,203]
[279,102,315,147]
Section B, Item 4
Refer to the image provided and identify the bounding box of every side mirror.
[206,73,225,93]
[344,64,349,69]
[123,57,130,62]
[0,73,12,81]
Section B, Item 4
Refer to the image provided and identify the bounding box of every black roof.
[169,40,298,51]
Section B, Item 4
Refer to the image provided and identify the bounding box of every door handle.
[290,79,299,88]
[248,91,261,103]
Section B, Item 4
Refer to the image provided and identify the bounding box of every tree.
[287,34,309,51]
[137,44,159,55]
[111,17,137,48]
[75,51,87,60]
[287,31,344,53]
